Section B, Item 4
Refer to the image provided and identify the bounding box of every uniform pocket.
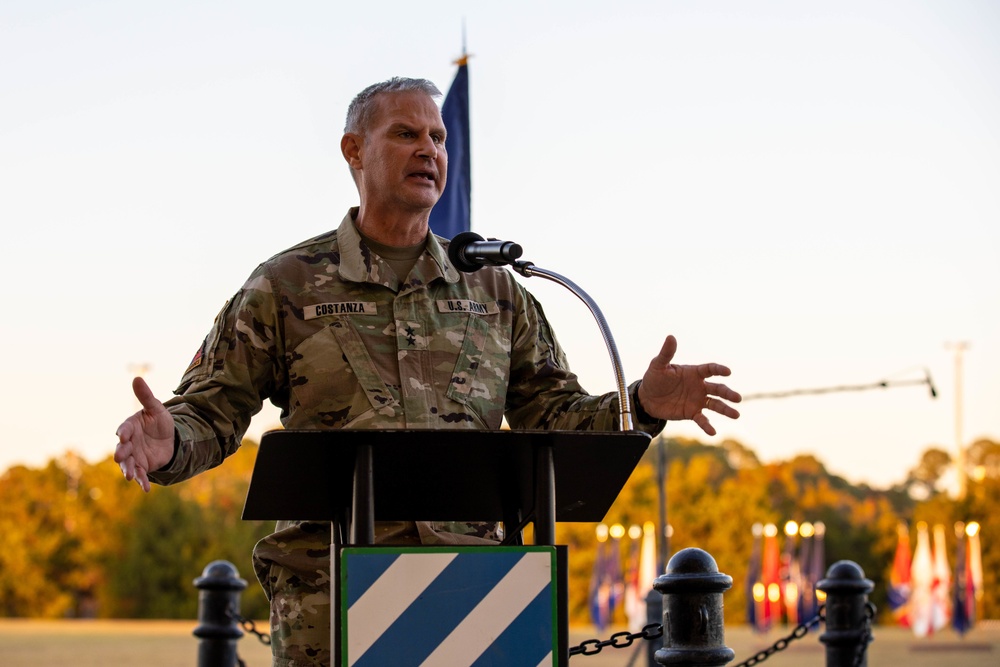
[445,313,511,427]
[287,318,397,428]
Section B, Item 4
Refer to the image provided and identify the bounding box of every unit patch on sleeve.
[185,341,206,374]
[436,299,500,316]
[303,302,378,320]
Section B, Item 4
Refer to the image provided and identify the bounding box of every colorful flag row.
[889,520,983,637]
[746,521,826,633]
[588,522,658,632]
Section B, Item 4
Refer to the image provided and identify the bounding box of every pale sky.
[1,0,997,489]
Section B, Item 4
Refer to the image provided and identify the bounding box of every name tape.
[304,302,378,320]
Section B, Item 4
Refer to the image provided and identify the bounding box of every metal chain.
[568,606,828,662]
[237,614,273,646]
[731,606,825,667]
[221,606,271,667]
[852,602,876,667]
[221,599,873,665]
[568,623,663,656]
[227,606,272,646]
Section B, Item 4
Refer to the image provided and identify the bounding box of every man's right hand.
[114,376,175,492]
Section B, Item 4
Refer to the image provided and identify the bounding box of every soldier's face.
[358,91,447,214]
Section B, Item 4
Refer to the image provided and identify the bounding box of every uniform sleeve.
[149,267,285,485]
[503,289,664,436]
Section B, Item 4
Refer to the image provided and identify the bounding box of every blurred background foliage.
[1,434,997,627]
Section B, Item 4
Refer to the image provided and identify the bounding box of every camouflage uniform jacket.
[149,209,663,665]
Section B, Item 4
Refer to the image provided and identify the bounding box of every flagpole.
[461,17,467,61]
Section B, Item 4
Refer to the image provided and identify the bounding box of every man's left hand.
[637,335,741,435]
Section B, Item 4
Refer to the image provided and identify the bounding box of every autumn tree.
[903,447,953,498]
[2,435,998,627]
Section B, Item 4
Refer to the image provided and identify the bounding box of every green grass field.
[0,619,996,666]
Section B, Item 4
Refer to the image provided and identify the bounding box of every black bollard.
[645,586,664,666]
[193,560,248,667]
[653,548,735,666]
[816,560,874,667]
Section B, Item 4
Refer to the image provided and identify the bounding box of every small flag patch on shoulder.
[185,343,205,374]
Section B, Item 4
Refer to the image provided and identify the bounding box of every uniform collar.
[337,208,461,288]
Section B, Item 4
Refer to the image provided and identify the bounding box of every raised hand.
[114,376,175,492]
[637,335,741,436]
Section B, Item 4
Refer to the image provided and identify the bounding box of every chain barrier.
[731,606,824,667]
[568,623,663,656]
[227,607,272,646]
[222,596,871,666]
[569,602,871,665]
[851,601,876,667]
[226,606,271,667]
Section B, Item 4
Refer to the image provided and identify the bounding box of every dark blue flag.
[953,528,973,635]
[428,60,471,239]
[745,524,762,629]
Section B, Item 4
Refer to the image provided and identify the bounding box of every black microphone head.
[448,231,486,273]
[502,241,524,262]
[926,370,938,398]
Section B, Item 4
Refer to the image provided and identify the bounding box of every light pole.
[945,342,970,499]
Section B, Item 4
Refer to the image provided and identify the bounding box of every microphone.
[451,234,635,430]
[448,231,523,273]
[925,369,938,398]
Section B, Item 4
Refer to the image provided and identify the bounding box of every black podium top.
[242,429,649,524]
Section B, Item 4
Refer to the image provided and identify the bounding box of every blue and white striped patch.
[341,546,557,667]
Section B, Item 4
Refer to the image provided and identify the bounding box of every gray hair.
[344,77,442,135]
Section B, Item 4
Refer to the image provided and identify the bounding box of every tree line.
[0,443,273,620]
[558,436,1000,626]
[1,435,997,625]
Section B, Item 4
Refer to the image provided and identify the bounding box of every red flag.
[759,523,782,631]
[888,522,912,627]
[746,523,763,631]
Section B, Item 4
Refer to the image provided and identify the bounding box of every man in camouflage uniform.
[115,77,741,667]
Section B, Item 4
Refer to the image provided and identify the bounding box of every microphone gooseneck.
[448,231,634,431]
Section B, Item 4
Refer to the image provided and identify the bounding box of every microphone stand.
[511,260,634,432]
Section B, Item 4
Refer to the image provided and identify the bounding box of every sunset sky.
[2,0,997,489]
